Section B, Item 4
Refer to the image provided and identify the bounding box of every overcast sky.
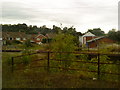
[1,0,119,33]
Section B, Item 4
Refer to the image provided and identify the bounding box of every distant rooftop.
[87,36,105,43]
[83,32,95,37]
[2,32,27,38]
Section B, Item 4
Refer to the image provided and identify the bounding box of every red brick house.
[79,32,98,46]
[30,34,47,44]
[86,36,115,48]
[2,32,27,42]
[2,32,47,45]
[79,32,115,48]
[2,32,28,44]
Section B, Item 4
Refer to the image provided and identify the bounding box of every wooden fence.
[11,51,120,79]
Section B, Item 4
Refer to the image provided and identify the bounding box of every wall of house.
[88,42,97,48]
[88,38,115,48]
[86,36,97,42]
[2,32,47,44]
[33,35,46,43]
[83,36,97,45]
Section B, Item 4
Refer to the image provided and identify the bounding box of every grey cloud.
[2,2,35,20]
[1,0,118,32]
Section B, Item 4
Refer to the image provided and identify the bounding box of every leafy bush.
[99,43,120,52]
[106,45,120,52]
[50,34,76,69]
[42,38,52,43]
[21,49,32,65]
[6,40,11,45]
[12,40,22,44]
[79,54,88,61]
[24,39,33,48]
[22,55,31,65]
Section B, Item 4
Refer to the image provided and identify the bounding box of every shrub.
[79,54,88,61]
[22,55,31,65]
[6,40,11,45]
[42,38,52,43]
[99,44,120,52]
[21,49,32,65]
[50,34,76,69]
[12,40,22,44]
[106,45,120,52]
[24,39,33,48]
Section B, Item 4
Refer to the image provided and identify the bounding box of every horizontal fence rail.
[2,50,22,52]
[11,51,120,80]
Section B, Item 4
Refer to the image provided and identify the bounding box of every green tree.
[88,28,105,36]
[62,26,77,36]
[116,31,120,42]
[107,29,116,40]
[52,25,61,34]
[24,39,32,48]
[50,34,76,69]
[107,29,120,43]
[67,26,76,35]
[41,38,52,43]
[63,27,68,33]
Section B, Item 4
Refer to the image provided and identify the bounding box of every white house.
[79,32,96,46]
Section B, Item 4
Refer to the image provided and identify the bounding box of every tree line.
[1,23,120,43]
[1,23,78,35]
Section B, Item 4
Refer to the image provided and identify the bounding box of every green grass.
[2,44,45,51]
[2,52,120,88]
[3,70,120,88]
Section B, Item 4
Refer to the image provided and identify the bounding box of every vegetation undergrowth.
[2,33,120,88]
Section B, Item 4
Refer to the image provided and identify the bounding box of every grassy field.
[2,44,46,51]
[2,51,120,88]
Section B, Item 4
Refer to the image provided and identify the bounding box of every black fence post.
[11,57,14,72]
[47,51,50,72]
[97,53,100,79]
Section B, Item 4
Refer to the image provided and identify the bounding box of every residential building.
[79,32,115,48]
[2,32,47,45]
[87,36,115,48]
[30,34,47,44]
[79,32,97,46]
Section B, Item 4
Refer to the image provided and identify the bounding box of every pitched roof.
[83,32,95,37]
[2,32,47,40]
[87,36,105,43]
[36,34,46,38]
[30,34,46,39]
[45,33,56,38]
[2,32,28,38]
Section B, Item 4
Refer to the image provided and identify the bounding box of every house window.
[37,38,40,41]
[9,38,13,40]
[23,38,26,40]
[6,37,8,40]
[16,38,20,40]
[0,38,2,40]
